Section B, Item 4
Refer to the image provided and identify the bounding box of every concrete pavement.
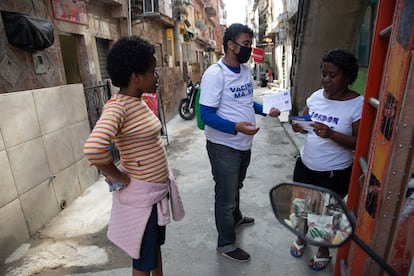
[1,85,334,276]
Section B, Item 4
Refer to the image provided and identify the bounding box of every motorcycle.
[178,79,200,120]
[269,182,399,276]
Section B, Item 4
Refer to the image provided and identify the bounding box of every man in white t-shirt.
[199,23,280,262]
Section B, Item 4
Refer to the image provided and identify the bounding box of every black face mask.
[234,44,252,63]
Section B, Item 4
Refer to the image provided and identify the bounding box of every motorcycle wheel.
[178,98,196,120]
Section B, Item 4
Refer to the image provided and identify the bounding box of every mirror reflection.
[270,183,354,247]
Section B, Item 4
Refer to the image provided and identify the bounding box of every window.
[154,44,162,67]
[143,0,159,13]
[182,42,196,64]
[96,38,110,80]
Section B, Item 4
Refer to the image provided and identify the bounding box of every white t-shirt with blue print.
[199,58,255,151]
[301,88,364,171]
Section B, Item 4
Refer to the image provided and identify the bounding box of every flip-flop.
[290,240,306,258]
[309,254,332,271]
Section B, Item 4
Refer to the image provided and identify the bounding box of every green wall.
[351,66,368,95]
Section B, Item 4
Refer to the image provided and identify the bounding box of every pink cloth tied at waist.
[107,172,184,259]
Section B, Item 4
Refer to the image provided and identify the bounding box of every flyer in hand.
[262,89,292,113]
[288,114,314,132]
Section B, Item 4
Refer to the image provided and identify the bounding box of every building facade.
[0,0,225,263]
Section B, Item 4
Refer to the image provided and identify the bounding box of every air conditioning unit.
[207,39,216,48]
[195,19,206,31]
[204,0,216,17]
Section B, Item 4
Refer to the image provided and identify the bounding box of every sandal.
[290,240,306,258]
[309,254,332,271]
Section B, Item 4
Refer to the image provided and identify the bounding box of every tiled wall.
[0,84,98,263]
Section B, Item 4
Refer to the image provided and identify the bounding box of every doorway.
[59,34,81,84]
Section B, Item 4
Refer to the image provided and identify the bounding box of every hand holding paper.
[262,89,292,113]
[289,115,314,132]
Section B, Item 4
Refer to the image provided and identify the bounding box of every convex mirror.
[269,182,355,248]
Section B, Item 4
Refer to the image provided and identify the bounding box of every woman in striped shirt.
[84,36,180,276]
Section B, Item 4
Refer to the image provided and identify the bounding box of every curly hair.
[106,36,155,87]
[320,48,359,85]
[223,23,253,52]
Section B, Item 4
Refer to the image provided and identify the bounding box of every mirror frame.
[269,181,357,248]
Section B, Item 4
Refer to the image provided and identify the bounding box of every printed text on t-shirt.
[231,82,253,99]
[310,111,339,125]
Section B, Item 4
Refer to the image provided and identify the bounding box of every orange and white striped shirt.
[83,93,169,183]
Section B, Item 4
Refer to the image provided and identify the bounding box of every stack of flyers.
[288,114,314,132]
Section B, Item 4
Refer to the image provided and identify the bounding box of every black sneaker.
[220,248,251,262]
[236,216,255,226]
